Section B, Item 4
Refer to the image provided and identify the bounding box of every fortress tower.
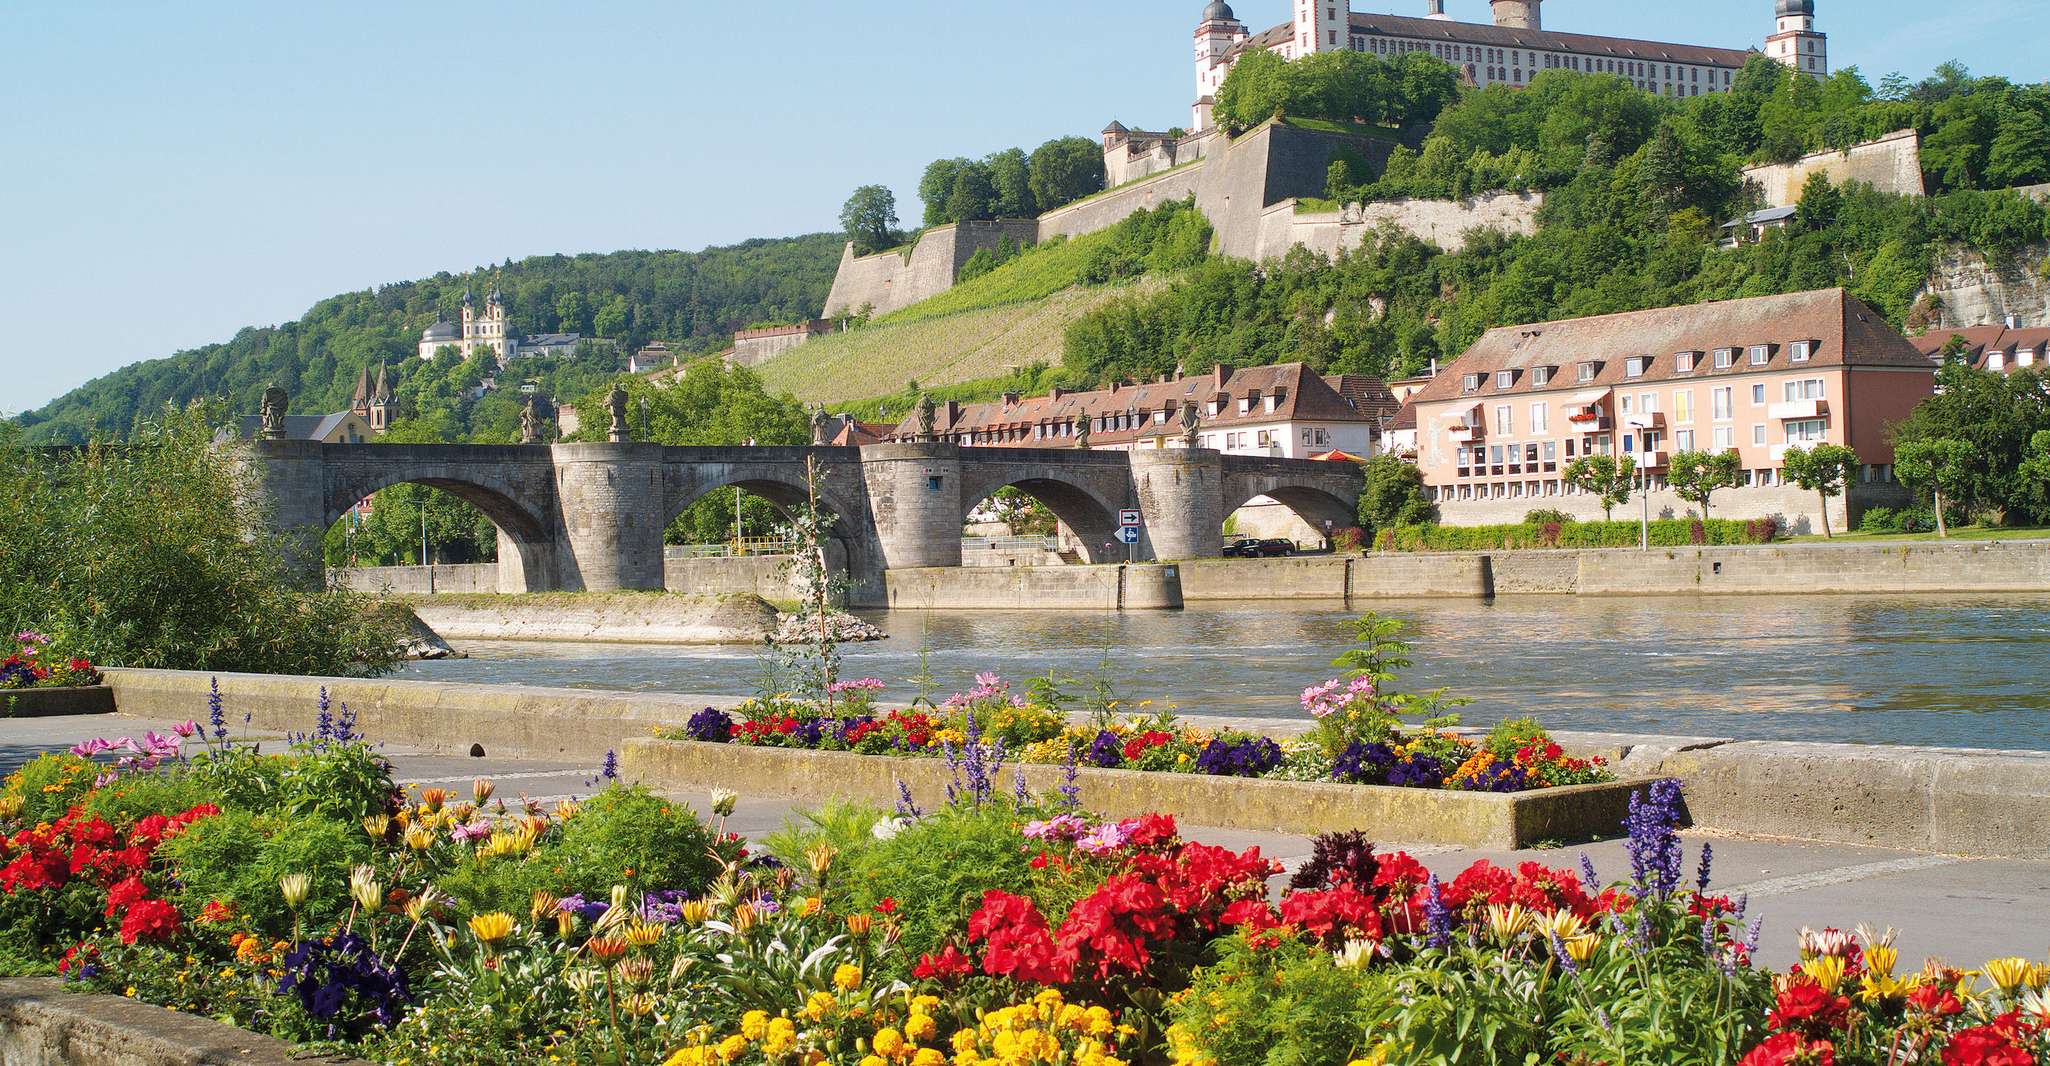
[1765,0,1828,80]
[1193,2,1250,130]
[1291,0,1350,57]
[1490,0,1541,30]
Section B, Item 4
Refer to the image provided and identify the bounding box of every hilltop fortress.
[814,1,1839,328]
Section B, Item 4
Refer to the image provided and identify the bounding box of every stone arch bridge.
[247,441,1363,606]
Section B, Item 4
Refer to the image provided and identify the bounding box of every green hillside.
[18,235,843,444]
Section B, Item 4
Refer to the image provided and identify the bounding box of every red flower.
[1218,897,1279,931]
[1371,852,1430,898]
[1768,979,1854,1036]
[118,898,180,944]
[1909,984,1968,1018]
[968,890,1071,985]
[1123,814,1179,850]
[103,875,148,917]
[1943,1028,2036,1066]
[912,945,975,982]
[1740,1031,1837,1066]
[873,897,897,914]
[1279,885,1383,947]
[197,899,235,924]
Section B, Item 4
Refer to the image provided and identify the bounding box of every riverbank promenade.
[7,710,2044,971]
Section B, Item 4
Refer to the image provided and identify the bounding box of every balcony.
[1623,412,1665,431]
[1769,399,1828,420]
[1637,451,1667,469]
[1448,424,1481,442]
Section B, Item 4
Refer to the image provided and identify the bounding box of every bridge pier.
[550,444,666,592]
[1129,449,1226,561]
[859,443,966,570]
[238,440,333,589]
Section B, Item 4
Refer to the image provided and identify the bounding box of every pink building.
[1408,289,1934,533]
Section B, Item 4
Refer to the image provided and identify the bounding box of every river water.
[395,595,2050,751]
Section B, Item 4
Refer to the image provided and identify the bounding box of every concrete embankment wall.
[97,669,2050,858]
[1179,540,2050,600]
[410,595,776,645]
[882,564,1182,610]
[0,977,370,1066]
[337,563,499,594]
[663,552,809,600]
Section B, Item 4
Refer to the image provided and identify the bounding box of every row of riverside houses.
[887,288,1967,542]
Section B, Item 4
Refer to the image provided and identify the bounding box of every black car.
[1223,538,1296,558]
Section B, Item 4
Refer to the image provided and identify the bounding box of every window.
[1752,383,1766,405]
[1713,348,1735,369]
[1639,392,1658,414]
[1712,386,1733,420]
[1990,351,2006,371]
[1625,356,1649,378]
[1495,405,1513,435]
[1530,403,1548,434]
[1619,394,1633,415]
[1238,393,1254,415]
[1749,344,1773,366]
[1577,362,1599,383]
[1462,373,1481,393]
[1714,426,1734,449]
[1675,430,1695,451]
[1496,369,1517,389]
[1675,351,1698,373]
[1674,390,1694,423]
[1784,378,1826,402]
[1543,441,1557,463]
[1786,419,1827,444]
[1301,429,1314,445]
[1533,366,1553,386]
[1791,340,1814,362]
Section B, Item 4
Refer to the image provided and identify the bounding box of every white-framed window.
[1675,351,1698,373]
[1533,366,1553,386]
[1714,348,1735,369]
[1530,403,1548,433]
[1751,383,1766,405]
[1301,429,1314,445]
[1714,426,1734,449]
[1463,373,1481,393]
[1639,392,1658,413]
[1990,351,2006,371]
[1784,378,1826,402]
[1495,405,1513,435]
[1543,441,1557,463]
[1625,356,1650,378]
[1673,390,1694,423]
[1786,419,1827,444]
[1791,340,1814,362]
[1712,386,1733,420]
[1577,362,1599,383]
[1753,424,1766,445]
[1749,344,1773,366]
[1496,369,1517,389]
[1675,429,1696,451]
[1619,394,1633,415]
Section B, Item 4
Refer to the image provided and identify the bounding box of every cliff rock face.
[1921,244,2050,330]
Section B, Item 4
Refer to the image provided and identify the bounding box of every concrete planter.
[620,737,1647,850]
[0,977,369,1065]
[0,685,114,718]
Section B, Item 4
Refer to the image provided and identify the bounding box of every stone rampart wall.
[1271,191,1544,259]
[821,220,1040,318]
[336,563,500,594]
[1742,129,1925,206]
[730,327,824,368]
[1035,164,1209,242]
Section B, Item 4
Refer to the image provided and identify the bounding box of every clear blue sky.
[5,0,2044,410]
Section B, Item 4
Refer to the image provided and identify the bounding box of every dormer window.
[1496,369,1518,389]
[1790,340,1814,363]
[1714,347,1735,369]
[1625,356,1650,378]
[1749,344,1774,366]
[1462,373,1482,393]
[1675,351,1700,373]
[1577,361,1599,383]
[1533,366,1553,387]
[1209,396,1226,415]
[1265,389,1284,412]
[1990,350,2006,372]
[1239,391,1256,415]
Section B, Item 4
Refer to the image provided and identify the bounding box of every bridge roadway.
[243,441,1363,605]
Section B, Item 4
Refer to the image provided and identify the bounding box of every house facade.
[1908,322,2050,375]
[1408,289,1932,532]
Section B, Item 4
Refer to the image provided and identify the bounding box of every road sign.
[1119,509,1142,528]
[1116,526,1141,545]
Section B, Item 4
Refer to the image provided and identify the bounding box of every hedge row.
[1373,517,1778,552]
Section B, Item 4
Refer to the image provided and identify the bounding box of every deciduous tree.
[1667,450,1743,522]
[1563,454,1636,521]
[1895,437,1976,537]
[839,184,901,256]
[1781,443,1859,538]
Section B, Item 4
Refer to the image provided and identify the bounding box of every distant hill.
[18,235,844,443]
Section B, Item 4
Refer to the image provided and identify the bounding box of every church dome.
[1202,1,1235,22]
[422,320,458,341]
[1776,0,1813,15]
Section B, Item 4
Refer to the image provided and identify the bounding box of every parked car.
[1223,538,1296,558]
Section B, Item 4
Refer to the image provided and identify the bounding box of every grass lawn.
[1782,525,2050,544]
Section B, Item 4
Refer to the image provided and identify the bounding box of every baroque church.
[1191,0,1828,129]
[416,284,609,366]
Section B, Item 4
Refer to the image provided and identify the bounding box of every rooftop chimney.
[2005,314,2026,329]
[1001,391,1020,408]
[1424,0,1451,17]
[1212,364,1229,388]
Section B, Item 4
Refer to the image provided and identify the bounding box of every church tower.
[368,361,391,433]
[1292,0,1348,57]
[459,288,477,351]
[1193,1,1248,130]
[1765,0,1827,80]
[1490,0,1541,30]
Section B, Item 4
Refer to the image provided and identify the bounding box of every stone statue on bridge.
[1178,400,1201,449]
[810,406,831,445]
[916,393,937,441]
[520,397,542,444]
[606,385,629,443]
[1073,413,1091,449]
[259,383,288,440]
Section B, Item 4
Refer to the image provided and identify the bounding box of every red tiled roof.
[1231,12,1753,68]
[1908,325,2050,374]
[1410,289,1933,408]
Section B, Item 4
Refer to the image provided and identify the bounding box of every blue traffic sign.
[1116,526,1141,545]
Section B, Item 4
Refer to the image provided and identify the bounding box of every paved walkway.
[9,714,2047,971]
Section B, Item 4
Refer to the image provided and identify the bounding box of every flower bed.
[0,631,102,692]
[5,691,2048,1066]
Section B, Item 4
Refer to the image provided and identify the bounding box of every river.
[395,595,2050,751]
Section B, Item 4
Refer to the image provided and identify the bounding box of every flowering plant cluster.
[0,631,101,690]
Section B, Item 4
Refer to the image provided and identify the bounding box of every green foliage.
[157,808,372,937]
[1357,453,1433,536]
[1563,454,1637,521]
[1666,450,1744,519]
[1782,443,1861,537]
[759,800,888,872]
[916,138,1104,229]
[1026,136,1107,216]
[77,772,219,831]
[1892,364,2050,522]
[1214,50,1458,136]
[1170,937,1373,1066]
[6,754,97,825]
[19,238,845,446]
[551,785,722,898]
[1377,518,1771,551]
[0,403,406,675]
[840,184,902,256]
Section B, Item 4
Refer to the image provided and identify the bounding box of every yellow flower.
[362,814,390,839]
[1986,957,2035,993]
[834,963,863,991]
[1564,934,1600,965]
[951,1030,979,1055]
[859,1058,887,1066]
[278,874,311,909]
[403,825,435,851]
[741,1011,770,1040]
[625,921,664,948]
[910,1050,944,1066]
[803,990,837,1020]
[717,1034,748,1062]
[468,912,515,946]
[1864,945,1899,979]
[873,1028,906,1057]
[905,1013,937,1042]
[1484,903,1535,944]
[1802,955,1848,994]
[763,1018,797,1056]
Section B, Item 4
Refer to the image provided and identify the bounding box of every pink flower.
[1076,821,1132,856]
[172,720,200,739]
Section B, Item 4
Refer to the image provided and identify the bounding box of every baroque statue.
[1178,400,1201,449]
[259,383,288,440]
[519,396,542,444]
[606,384,629,443]
[1074,412,1092,449]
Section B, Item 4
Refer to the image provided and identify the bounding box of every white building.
[416,284,614,366]
[1190,1,1825,130]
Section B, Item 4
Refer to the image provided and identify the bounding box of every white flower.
[871,817,909,841]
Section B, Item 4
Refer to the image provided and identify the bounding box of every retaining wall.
[821,220,1041,318]
[0,977,370,1066]
[1741,129,1925,206]
[1262,190,1543,260]
[663,551,813,600]
[881,563,1182,610]
[335,563,499,594]
[1036,165,1210,242]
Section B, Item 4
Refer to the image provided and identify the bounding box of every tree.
[2016,430,2050,524]
[1027,137,1106,213]
[839,184,901,256]
[1563,454,1636,521]
[1781,443,1860,538]
[1895,437,1976,537]
[554,291,588,334]
[1357,453,1432,538]
[1987,104,2050,189]
[593,296,630,339]
[1794,172,1843,230]
[1891,363,2050,518]
[1667,450,1743,521]
[986,148,1036,218]
[918,157,969,226]
[945,162,998,223]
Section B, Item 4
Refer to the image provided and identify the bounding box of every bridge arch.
[323,463,556,592]
[956,463,1129,565]
[660,457,884,597]
[1221,464,1363,547]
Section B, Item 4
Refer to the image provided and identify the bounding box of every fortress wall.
[821,220,1039,318]
[731,326,829,368]
[1198,122,1398,259]
[1037,164,1210,242]
[1259,193,1543,262]
[1742,129,1925,206]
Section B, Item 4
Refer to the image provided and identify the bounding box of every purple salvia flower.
[1697,842,1714,894]
[895,776,923,819]
[1579,852,1601,895]
[1733,893,1748,922]
[1700,913,1719,966]
[207,677,226,741]
[1624,779,1686,898]
[1423,873,1451,950]
[1743,913,1765,959]
[314,687,333,747]
[1059,742,1082,810]
[336,701,358,743]
[1012,764,1029,804]
[940,739,961,805]
[1551,933,1578,976]
[600,749,619,781]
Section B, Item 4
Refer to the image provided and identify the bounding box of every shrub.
[78,773,218,831]
[1373,518,1770,551]
[537,785,721,901]
[1523,509,1575,525]
[1744,516,1781,543]
[157,809,371,938]
[1170,936,1374,1066]
[1858,506,1901,533]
